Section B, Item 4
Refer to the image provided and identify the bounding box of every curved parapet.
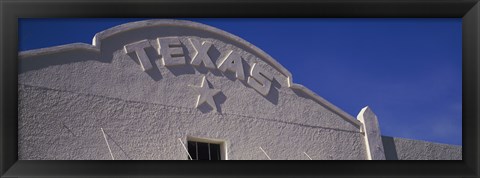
[19,19,361,128]
[92,20,293,81]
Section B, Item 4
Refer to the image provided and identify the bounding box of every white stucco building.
[18,19,461,160]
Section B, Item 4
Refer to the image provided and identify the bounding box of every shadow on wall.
[197,91,227,113]
[102,128,132,160]
[127,46,164,81]
[381,136,399,160]
[198,79,227,113]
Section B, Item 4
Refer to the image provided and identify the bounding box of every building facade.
[18,19,461,160]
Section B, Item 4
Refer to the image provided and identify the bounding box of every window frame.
[185,136,228,160]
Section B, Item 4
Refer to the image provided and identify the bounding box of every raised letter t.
[124,40,154,71]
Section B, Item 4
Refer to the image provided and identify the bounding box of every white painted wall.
[18,19,461,160]
[18,20,366,160]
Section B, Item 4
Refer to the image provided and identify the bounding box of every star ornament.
[190,76,221,112]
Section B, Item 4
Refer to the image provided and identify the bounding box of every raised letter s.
[247,63,274,96]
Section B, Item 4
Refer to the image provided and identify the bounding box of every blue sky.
[19,18,462,145]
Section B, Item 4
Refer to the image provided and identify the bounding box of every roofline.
[18,19,362,127]
[19,43,99,58]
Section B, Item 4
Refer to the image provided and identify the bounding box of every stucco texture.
[381,136,461,160]
[18,20,367,160]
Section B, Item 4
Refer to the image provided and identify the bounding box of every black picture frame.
[1,0,479,177]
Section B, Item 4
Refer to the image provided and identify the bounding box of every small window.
[187,141,222,160]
